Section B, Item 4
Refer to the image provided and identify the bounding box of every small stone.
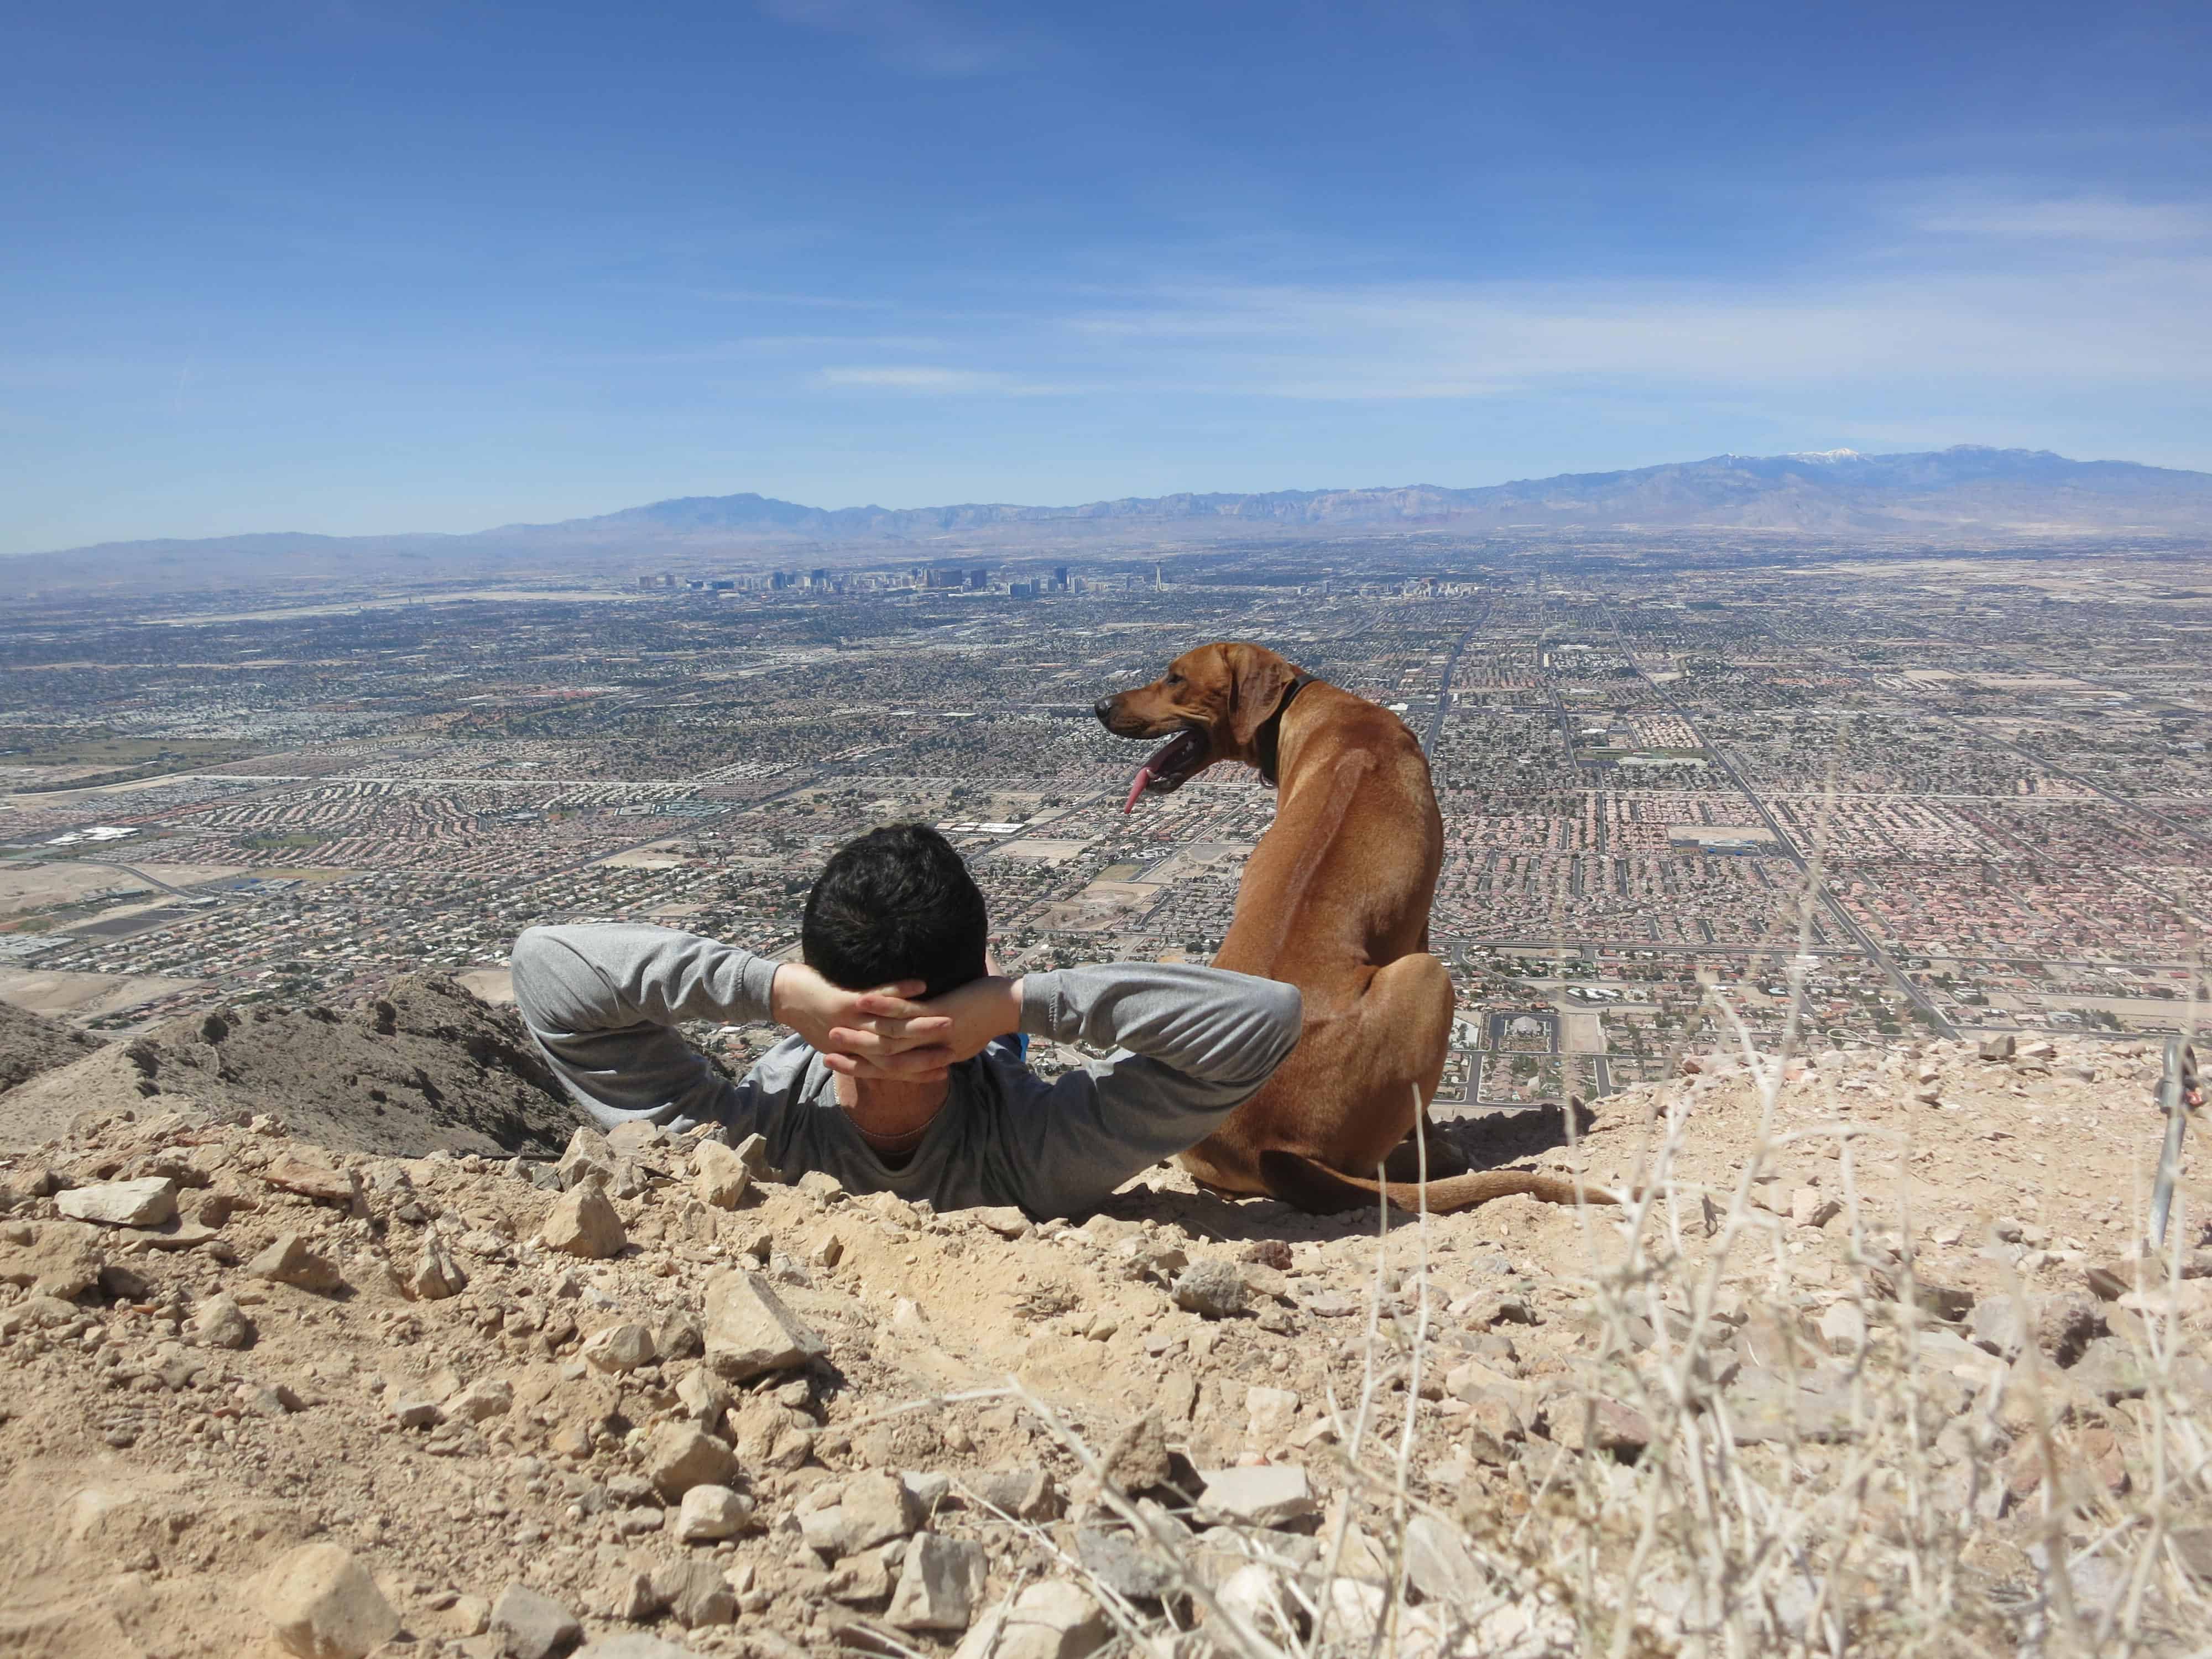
[1979,1034,2016,1061]
[411,1237,468,1301]
[1817,1301,1866,1355]
[96,1260,154,1301]
[674,1369,731,1426]
[972,1206,1031,1238]
[1101,1411,1172,1492]
[581,1322,656,1374]
[969,1468,1061,1521]
[259,1542,401,1659]
[540,1186,626,1260]
[1171,1258,1250,1319]
[607,1120,663,1156]
[1076,1526,1176,1600]
[1404,1514,1488,1605]
[1194,1465,1317,1529]
[573,1639,691,1659]
[491,1582,582,1659]
[692,1141,752,1209]
[888,1534,987,1631]
[827,1549,895,1604]
[650,1558,736,1627]
[839,1472,925,1546]
[447,1376,514,1423]
[644,1421,739,1500]
[58,1177,178,1229]
[729,1132,773,1178]
[1240,1238,1294,1271]
[191,1293,256,1350]
[388,1391,444,1430]
[1245,1386,1300,1443]
[1790,1188,1842,1229]
[675,1484,753,1542]
[247,1232,344,1292]
[556,1127,615,1191]
[2071,1337,2150,1405]
[702,1268,827,1380]
[796,1169,846,1203]
[1969,1296,2031,1361]
[261,1154,359,1207]
[437,1594,492,1636]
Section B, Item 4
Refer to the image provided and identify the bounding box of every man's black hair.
[801,822,989,999]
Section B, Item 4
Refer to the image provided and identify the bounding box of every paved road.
[1423,616,1484,758]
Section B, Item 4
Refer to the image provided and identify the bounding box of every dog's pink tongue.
[1122,765,1154,814]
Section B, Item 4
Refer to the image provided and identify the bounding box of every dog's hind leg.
[1353,952,1469,1181]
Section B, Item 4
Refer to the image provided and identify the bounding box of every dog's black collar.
[1254,672,1318,787]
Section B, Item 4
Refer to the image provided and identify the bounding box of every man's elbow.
[509,926,582,1031]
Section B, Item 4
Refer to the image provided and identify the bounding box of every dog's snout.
[1093,695,1118,726]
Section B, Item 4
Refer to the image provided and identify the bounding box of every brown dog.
[1095,641,1594,1214]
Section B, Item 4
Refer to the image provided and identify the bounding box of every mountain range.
[29,446,2212,594]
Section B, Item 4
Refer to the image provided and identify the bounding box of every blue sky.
[4,0,2209,555]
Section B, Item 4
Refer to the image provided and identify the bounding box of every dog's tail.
[1258,1149,1615,1216]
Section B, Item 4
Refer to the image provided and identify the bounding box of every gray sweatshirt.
[508,924,1302,1219]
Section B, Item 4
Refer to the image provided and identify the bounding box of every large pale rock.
[1404,1514,1488,1604]
[644,1421,738,1500]
[259,1542,401,1659]
[58,1177,176,1229]
[247,1232,344,1292]
[1194,1465,1318,1529]
[703,1268,826,1380]
[447,1375,515,1423]
[649,1558,735,1628]
[262,1154,359,1207]
[541,1185,625,1259]
[888,1534,987,1631]
[692,1141,751,1209]
[191,1293,256,1350]
[581,1322,656,1374]
[954,1580,1109,1659]
[575,1638,691,1659]
[674,1484,753,1542]
[800,1472,921,1557]
[491,1582,582,1659]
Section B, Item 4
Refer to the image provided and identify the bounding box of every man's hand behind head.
[772,962,956,1081]
[773,962,1025,1082]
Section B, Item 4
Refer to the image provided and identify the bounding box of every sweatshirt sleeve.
[508,923,779,1131]
[1000,962,1302,1217]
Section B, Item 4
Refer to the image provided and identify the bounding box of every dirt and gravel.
[0,975,587,1157]
[0,999,103,1097]
[0,990,2208,1658]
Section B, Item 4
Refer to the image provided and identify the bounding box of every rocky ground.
[0,990,2208,1658]
[0,975,587,1157]
[0,998,101,1096]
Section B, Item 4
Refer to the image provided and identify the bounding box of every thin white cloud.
[811,365,1071,394]
[1917,195,2211,246]
[755,0,1035,75]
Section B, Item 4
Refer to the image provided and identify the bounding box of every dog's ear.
[1223,643,1298,749]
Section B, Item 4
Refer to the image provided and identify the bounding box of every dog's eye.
[1165,672,1183,686]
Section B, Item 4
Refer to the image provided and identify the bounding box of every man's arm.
[997,962,1302,1217]
[509,924,778,1131]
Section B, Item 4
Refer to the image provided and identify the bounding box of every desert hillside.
[0,987,2206,1658]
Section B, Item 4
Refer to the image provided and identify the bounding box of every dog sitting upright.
[1096,641,1594,1214]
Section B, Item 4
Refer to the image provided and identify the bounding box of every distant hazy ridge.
[30,446,2212,593]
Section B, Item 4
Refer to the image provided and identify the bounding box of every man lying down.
[510,823,1301,1220]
